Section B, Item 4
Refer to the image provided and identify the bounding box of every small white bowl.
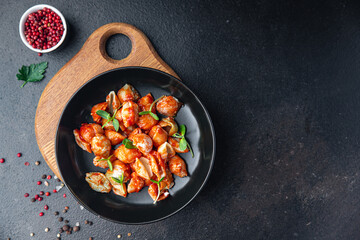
[19,4,67,53]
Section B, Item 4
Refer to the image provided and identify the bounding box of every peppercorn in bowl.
[19,4,67,54]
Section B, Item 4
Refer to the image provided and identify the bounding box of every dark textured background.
[1,0,360,239]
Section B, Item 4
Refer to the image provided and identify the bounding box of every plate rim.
[55,66,216,224]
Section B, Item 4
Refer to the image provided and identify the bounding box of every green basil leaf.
[107,159,113,171]
[139,111,150,115]
[179,137,187,151]
[187,142,194,158]
[112,177,121,183]
[122,138,137,149]
[172,133,182,138]
[112,119,120,132]
[150,179,157,184]
[96,110,111,119]
[97,158,108,161]
[149,112,159,120]
[179,124,186,136]
[158,176,165,183]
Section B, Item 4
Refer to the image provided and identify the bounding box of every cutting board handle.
[35,22,180,180]
[80,22,180,78]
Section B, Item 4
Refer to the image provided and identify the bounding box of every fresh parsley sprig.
[96,108,120,132]
[112,173,125,193]
[122,138,137,149]
[150,176,165,204]
[172,124,194,157]
[16,62,48,88]
[138,95,164,120]
[97,155,114,171]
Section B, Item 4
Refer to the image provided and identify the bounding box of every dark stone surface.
[1,0,360,239]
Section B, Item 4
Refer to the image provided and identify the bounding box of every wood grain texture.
[35,23,180,180]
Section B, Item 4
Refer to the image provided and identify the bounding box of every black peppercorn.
[64,220,69,224]
[62,225,70,231]
[89,221,93,226]
[31,198,36,202]
[73,226,80,232]
[58,217,63,222]
[41,174,46,179]
[62,209,67,213]
[54,211,59,216]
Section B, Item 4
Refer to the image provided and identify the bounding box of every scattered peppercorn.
[128,233,131,236]
[39,191,44,195]
[31,198,36,202]
[58,217,63,222]
[42,174,46,179]
[37,181,42,185]
[44,227,49,232]
[117,234,122,238]
[64,219,69,223]
[63,194,66,198]
[65,206,69,210]
[38,197,43,201]
[24,162,30,166]
[47,175,52,179]
[62,225,70,231]
[63,209,67,213]
[73,226,80,232]
[44,181,49,186]
[45,192,50,196]
[57,178,61,182]
[0,158,4,163]
[53,189,57,193]
[57,233,61,237]
[54,211,59,216]
[24,193,29,197]
[17,153,22,157]
[57,237,61,240]
[38,53,43,56]
[85,220,89,224]
[44,205,49,210]
[59,228,63,233]
[35,161,40,165]
[39,212,44,216]
[30,232,34,236]
[89,238,93,240]
[34,194,39,200]
[66,230,71,235]
[89,221,93,226]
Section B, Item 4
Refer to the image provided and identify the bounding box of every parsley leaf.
[16,62,48,88]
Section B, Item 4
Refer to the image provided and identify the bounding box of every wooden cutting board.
[35,22,180,180]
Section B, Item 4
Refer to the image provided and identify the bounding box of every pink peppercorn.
[53,189,57,193]
[63,194,66,198]
[44,205,49,210]
[45,192,50,196]
[24,162,30,166]
[38,53,42,56]
[39,191,44,195]
[0,158,4,163]
[39,212,44,216]
[37,181,42,185]
[47,175,52,180]
[38,197,43,201]
[17,153,22,157]
[24,193,29,197]
[34,194,39,200]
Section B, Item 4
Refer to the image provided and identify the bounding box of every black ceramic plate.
[56,67,215,224]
